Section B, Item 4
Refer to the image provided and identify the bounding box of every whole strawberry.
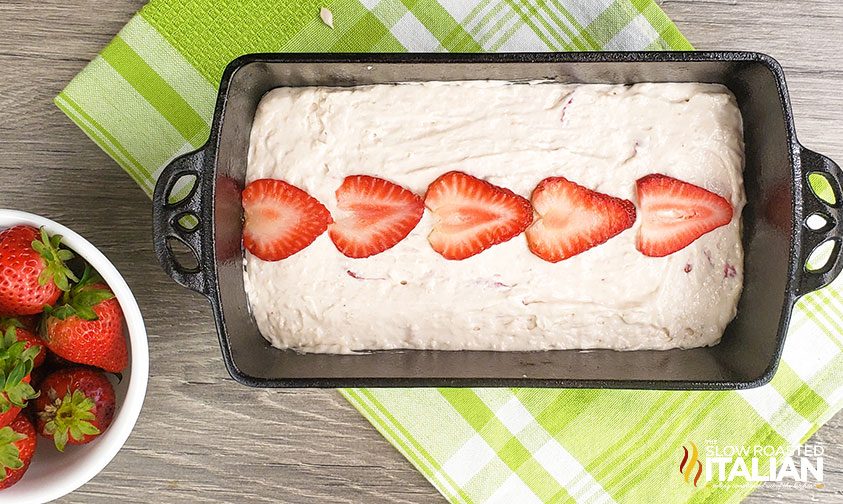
[0,318,46,369]
[0,413,37,489]
[34,368,115,451]
[0,226,77,315]
[0,326,39,428]
[42,266,127,373]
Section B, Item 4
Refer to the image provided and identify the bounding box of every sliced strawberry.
[526,177,636,262]
[242,179,332,261]
[636,173,734,257]
[329,176,424,258]
[425,171,533,260]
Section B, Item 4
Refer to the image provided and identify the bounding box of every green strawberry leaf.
[30,240,46,256]
[0,426,26,476]
[78,421,100,436]
[74,265,104,290]
[74,307,98,321]
[0,319,22,333]
[5,365,23,392]
[6,389,24,408]
[2,328,14,349]
[40,390,100,452]
[52,429,69,453]
[0,329,38,412]
[31,227,78,291]
[45,265,114,322]
[53,271,70,292]
[74,289,114,307]
[44,304,73,320]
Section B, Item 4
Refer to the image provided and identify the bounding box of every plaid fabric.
[56,1,842,503]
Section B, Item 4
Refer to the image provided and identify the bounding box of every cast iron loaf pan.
[152,52,843,390]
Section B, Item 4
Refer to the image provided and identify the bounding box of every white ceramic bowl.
[0,210,149,504]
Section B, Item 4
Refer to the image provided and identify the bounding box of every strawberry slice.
[636,173,733,257]
[242,179,332,261]
[526,177,636,262]
[425,171,533,260]
[329,176,424,258]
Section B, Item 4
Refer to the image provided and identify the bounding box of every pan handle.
[795,146,843,297]
[152,147,213,297]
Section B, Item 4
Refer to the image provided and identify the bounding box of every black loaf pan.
[152,52,843,389]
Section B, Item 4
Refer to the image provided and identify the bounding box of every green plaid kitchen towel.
[57,1,843,502]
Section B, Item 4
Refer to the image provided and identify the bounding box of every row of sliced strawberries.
[242,172,734,262]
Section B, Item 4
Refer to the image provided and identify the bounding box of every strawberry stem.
[30,227,77,292]
[39,389,100,452]
[44,266,114,322]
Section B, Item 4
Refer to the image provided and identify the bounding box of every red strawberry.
[636,174,734,257]
[0,226,77,315]
[33,368,115,451]
[0,326,39,428]
[0,377,33,431]
[242,179,332,261]
[42,266,127,373]
[0,319,45,369]
[0,413,37,489]
[329,175,424,258]
[526,177,636,262]
[424,171,533,260]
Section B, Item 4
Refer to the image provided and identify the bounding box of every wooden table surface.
[1,0,841,502]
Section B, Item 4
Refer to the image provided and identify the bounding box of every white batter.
[244,81,745,353]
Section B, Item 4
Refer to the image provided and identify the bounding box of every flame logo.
[679,442,703,487]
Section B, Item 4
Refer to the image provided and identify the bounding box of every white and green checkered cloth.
[57,1,843,502]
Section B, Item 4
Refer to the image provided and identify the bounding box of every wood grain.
[0,0,840,502]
